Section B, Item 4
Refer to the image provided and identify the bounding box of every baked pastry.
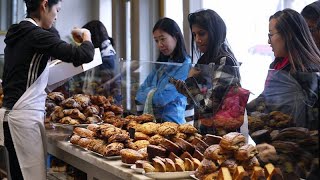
[174,132,187,140]
[120,148,144,164]
[143,162,155,173]
[217,167,232,180]
[50,106,64,122]
[193,149,204,161]
[77,138,92,148]
[168,152,180,162]
[221,159,238,174]
[256,143,279,164]
[241,156,260,171]
[250,166,266,180]
[90,95,110,106]
[202,172,219,180]
[135,160,149,169]
[87,139,104,152]
[101,127,123,139]
[204,144,225,161]
[137,147,148,160]
[59,116,79,125]
[174,137,195,154]
[73,94,91,108]
[251,129,271,144]
[268,167,284,180]
[180,151,193,160]
[191,137,209,153]
[164,158,176,172]
[135,122,159,135]
[149,134,165,145]
[136,113,155,123]
[178,123,198,134]
[219,132,246,150]
[134,132,150,141]
[203,134,222,145]
[61,98,81,110]
[235,144,258,161]
[83,105,100,117]
[70,134,81,144]
[152,158,166,172]
[108,133,130,143]
[87,124,100,133]
[159,139,182,156]
[147,145,167,160]
[133,140,150,150]
[197,158,219,175]
[157,123,178,136]
[73,127,95,138]
[104,111,116,118]
[100,142,124,157]
[192,158,201,170]
[47,92,65,103]
[184,158,194,171]
[174,158,185,171]
[233,166,250,180]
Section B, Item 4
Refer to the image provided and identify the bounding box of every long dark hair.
[82,20,114,49]
[24,0,61,18]
[301,1,320,23]
[153,17,188,63]
[188,9,235,64]
[270,8,320,72]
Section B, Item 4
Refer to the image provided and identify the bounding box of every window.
[164,0,183,34]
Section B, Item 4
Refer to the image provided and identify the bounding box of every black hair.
[188,9,235,64]
[270,8,320,72]
[24,0,61,18]
[152,17,188,63]
[82,20,113,49]
[301,1,320,27]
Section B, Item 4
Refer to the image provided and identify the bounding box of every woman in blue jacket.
[136,17,191,124]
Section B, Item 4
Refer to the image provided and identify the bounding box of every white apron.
[0,63,49,180]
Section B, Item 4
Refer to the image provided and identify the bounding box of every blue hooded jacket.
[135,57,191,124]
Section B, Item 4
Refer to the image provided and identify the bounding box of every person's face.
[40,0,61,29]
[191,24,209,53]
[153,29,177,57]
[305,18,320,49]
[268,19,288,58]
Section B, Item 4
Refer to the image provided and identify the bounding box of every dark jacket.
[2,20,94,108]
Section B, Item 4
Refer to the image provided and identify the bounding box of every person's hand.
[171,79,188,97]
[71,28,91,43]
[188,67,201,77]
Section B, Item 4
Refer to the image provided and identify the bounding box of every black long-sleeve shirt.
[2,20,94,109]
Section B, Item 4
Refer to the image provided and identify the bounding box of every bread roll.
[73,127,95,138]
[192,158,201,170]
[197,158,219,175]
[221,159,238,174]
[235,144,258,161]
[70,134,81,144]
[152,158,166,172]
[164,158,176,172]
[204,144,224,161]
[143,162,155,173]
[149,134,165,145]
[174,158,185,171]
[120,148,144,164]
[134,132,150,141]
[178,123,198,134]
[184,158,194,171]
[77,138,92,148]
[219,132,245,150]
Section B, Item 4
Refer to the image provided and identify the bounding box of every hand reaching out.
[71,28,92,43]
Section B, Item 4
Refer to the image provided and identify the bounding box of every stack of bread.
[46,92,123,125]
[70,124,130,157]
[195,132,284,180]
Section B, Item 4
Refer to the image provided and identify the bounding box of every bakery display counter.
[46,127,153,180]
